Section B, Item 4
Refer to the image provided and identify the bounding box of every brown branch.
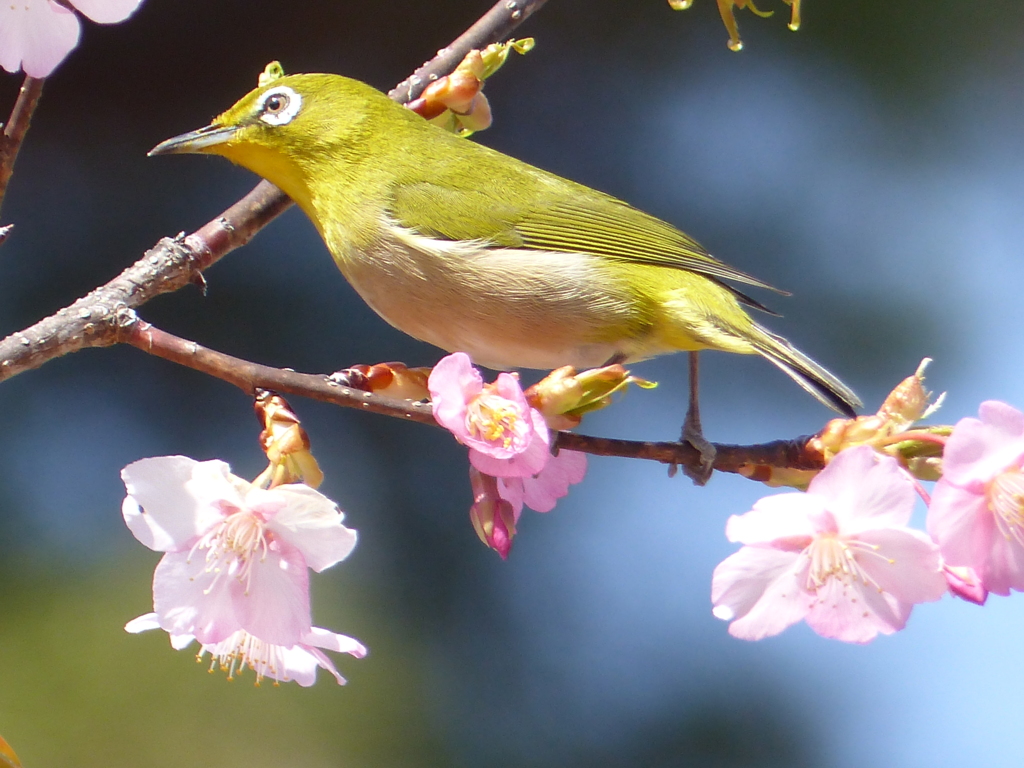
[553,431,823,475]
[119,315,826,478]
[0,76,44,216]
[120,317,437,426]
[389,0,549,102]
[0,0,544,384]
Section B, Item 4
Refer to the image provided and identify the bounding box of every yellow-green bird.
[150,68,860,425]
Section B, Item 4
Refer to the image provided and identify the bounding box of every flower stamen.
[188,502,270,594]
[988,469,1024,547]
[197,630,289,686]
[806,536,886,593]
[466,389,522,448]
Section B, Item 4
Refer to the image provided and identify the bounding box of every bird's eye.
[258,85,302,127]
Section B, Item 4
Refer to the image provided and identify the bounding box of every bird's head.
[149,63,389,208]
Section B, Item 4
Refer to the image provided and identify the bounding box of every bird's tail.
[747,323,861,418]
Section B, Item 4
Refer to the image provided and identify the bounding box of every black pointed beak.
[148,124,240,156]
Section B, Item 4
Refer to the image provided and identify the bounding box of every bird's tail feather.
[749,324,861,418]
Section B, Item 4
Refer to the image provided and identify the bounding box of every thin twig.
[0,76,44,215]
[119,315,826,477]
[389,0,549,102]
[0,0,543,383]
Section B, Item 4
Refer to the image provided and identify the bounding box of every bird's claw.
[681,413,716,486]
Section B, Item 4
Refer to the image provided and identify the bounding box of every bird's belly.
[331,229,657,370]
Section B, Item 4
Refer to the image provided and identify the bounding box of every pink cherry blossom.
[429,352,550,478]
[712,446,947,643]
[125,613,366,687]
[430,353,589,558]
[927,401,1024,596]
[121,456,357,646]
[0,0,143,78]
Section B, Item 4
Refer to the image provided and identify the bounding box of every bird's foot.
[680,413,716,486]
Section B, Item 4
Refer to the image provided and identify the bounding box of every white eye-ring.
[257,85,302,126]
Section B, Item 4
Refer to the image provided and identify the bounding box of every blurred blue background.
[0,0,1022,765]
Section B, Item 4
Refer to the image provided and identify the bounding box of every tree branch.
[0,0,544,383]
[119,314,826,478]
[0,76,44,216]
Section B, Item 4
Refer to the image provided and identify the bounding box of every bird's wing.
[388,180,785,295]
[515,197,785,293]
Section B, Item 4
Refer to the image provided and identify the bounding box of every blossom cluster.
[118,349,1024,683]
[713,400,1024,643]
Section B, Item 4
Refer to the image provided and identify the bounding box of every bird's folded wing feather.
[389,180,784,294]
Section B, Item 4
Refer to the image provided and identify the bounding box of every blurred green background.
[1,0,1023,765]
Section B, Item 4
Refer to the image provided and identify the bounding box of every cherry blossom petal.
[428,352,480,438]
[68,0,143,24]
[725,493,821,546]
[259,484,357,572]
[492,371,532,414]
[927,481,991,566]
[291,627,369,686]
[124,611,160,634]
[809,446,916,530]
[152,551,243,644]
[979,529,1024,596]
[943,565,988,605]
[804,575,905,643]
[121,456,232,552]
[274,645,324,687]
[186,458,250,507]
[233,542,311,646]
[170,632,197,650]
[496,475,525,516]
[942,401,1024,488]
[0,1,79,78]
[306,625,368,657]
[124,612,195,649]
[713,547,810,640]
[854,528,946,604]
[522,449,587,512]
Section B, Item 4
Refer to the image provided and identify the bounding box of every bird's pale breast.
[326,221,673,370]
